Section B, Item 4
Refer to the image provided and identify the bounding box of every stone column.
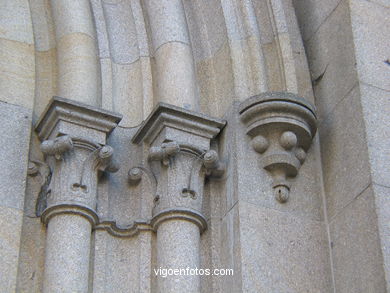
[51,0,100,106]
[35,97,121,293]
[132,103,225,293]
[144,0,198,110]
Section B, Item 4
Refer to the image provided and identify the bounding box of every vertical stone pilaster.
[132,103,225,293]
[35,97,121,293]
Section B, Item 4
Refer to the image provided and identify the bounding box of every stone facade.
[0,0,388,292]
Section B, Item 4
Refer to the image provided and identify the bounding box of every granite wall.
[0,0,388,292]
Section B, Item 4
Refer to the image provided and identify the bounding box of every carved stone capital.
[35,97,122,224]
[239,92,317,203]
[132,103,226,231]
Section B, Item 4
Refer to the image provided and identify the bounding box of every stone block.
[220,202,243,293]
[292,0,342,41]
[372,184,390,289]
[33,49,57,118]
[0,206,24,292]
[0,38,35,109]
[111,61,144,127]
[197,42,235,118]
[16,215,46,293]
[51,0,96,40]
[330,186,387,292]
[369,0,390,7]
[360,84,390,187]
[239,200,332,293]
[56,32,100,106]
[183,0,227,61]
[350,0,390,91]
[153,42,198,110]
[90,0,110,58]
[0,0,34,44]
[102,0,140,64]
[29,0,56,51]
[143,0,190,50]
[319,85,371,219]
[0,101,31,210]
[96,235,140,292]
[306,0,358,121]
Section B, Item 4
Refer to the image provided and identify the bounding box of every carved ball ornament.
[239,92,317,203]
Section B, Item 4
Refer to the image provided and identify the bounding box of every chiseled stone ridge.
[240,92,317,203]
[132,103,225,293]
[35,96,122,293]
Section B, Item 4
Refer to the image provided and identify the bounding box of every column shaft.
[144,0,198,110]
[157,220,200,293]
[43,214,91,293]
[51,0,100,106]
[43,214,92,293]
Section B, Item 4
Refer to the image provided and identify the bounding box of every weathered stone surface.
[102,0,140,64]
[372,184,390,289]
[157,220,201,293]
[16,134,46,293]
[51,0,96,40]
[239,200,332,293]
[183,0,227,61]
[33,49,57,118]
[220,202,243,293]
[306,0,358,121]
[90,0,110,58]
[360,84,390,187]
[43,214,92,292]
[319,85,371,219]
[0,38,35,109]
[93,231,141,293]
[292,0,342,41]
[56,33,100,106]
[143,0,190,50]
[330,186,387,293]
[0,102,31,210]
[197,42,235,118]
[0,0,34,44]
[111,61,145,127]
[153,42,198,110]
[1,0,388,292]
[29,0,56,51]
[350,0,390,91]
[0,206,24,292]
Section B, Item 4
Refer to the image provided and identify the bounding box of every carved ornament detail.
[35,96,122,225]
[239,92,317,203]
[132,103,226,232]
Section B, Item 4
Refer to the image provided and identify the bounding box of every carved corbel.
[239,92,317,203]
